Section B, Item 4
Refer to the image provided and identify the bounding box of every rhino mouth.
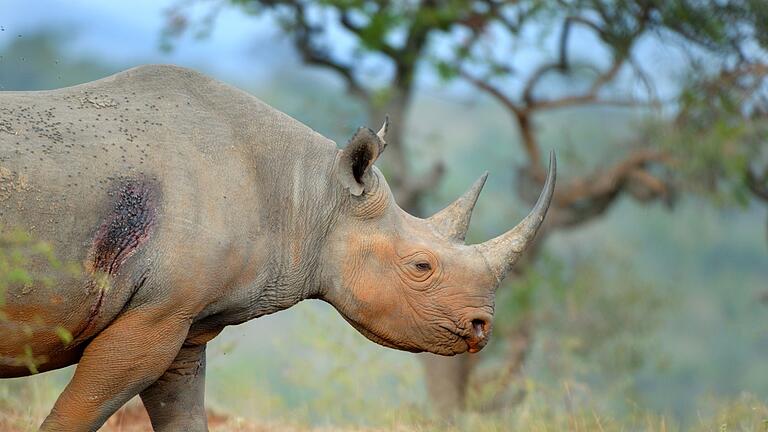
[440,318,492,354]
[341,313,470,355]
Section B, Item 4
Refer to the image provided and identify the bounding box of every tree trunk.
[419,352,477,415]
[475,313,534,412]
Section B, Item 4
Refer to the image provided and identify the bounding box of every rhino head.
[319,119,556,355]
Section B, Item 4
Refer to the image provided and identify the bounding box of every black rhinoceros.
[0,65,555,431]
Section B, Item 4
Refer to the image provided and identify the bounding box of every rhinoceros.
[0,65,555,431]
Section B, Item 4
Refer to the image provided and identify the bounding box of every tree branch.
[548,149,673,228]
[396,161,446,210]
[556,149,669,205]
[522,63,562,105]
[525,53,628,111]
[565,15,604,35]
[471,312,533,412]
[458,69,523,116]
[533,95,642,111]
[558,17,572,69]
[339,8,401,60]
[747,165,768,202]
[288,2,369,102]
[458,68,545,170]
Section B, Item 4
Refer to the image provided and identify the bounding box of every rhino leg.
[140,343,209,431]
[39,305,192,432]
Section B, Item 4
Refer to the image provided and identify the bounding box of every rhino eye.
[414,262,432,272]
[400,251,438,284]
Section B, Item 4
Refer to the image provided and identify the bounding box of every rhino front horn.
[428,172,488,242]
[475,150,556,283]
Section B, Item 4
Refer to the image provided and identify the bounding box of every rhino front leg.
[140,343,209,431]
[39,306,192,432]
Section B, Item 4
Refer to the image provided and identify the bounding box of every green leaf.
[435,61,458,81]
[55,326,73,346]
[6,268,32,286]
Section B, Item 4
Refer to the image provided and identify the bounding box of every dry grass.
[3,387,768,432]
[0,399,415,432]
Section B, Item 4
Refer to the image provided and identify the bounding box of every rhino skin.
[0,65,555,431]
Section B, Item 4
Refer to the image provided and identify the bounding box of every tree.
[165,0,767,415]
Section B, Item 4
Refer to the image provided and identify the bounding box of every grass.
[2,373,768,432]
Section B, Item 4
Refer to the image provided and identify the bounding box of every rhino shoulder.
[72,64,229,97]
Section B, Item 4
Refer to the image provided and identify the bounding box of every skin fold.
[0,65,554,431]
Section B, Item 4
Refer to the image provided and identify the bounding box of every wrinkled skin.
[0,65,553,431]
[320,169,497,355]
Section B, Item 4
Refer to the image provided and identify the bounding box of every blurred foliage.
[662,65,768,209]
[275,303,424,425]
[535,254,663,379]
[0,227,60,313]
[471,252,666,414]
[0,227,79,373]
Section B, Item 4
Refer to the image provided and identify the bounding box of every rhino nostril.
[465,318,491,353]
[471,319,486,340]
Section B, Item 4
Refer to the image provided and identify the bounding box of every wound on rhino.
[89,178,158,275]
[0,65,556,432]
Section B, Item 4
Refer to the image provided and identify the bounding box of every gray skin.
[0,65,555,431]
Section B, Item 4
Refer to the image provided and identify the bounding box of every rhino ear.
[337,127,385,196]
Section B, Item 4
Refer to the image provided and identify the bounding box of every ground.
[0,400,400,432]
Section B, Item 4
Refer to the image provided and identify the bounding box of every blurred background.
[1,0,767,430]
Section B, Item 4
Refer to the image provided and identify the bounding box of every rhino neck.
[230,127,344,321]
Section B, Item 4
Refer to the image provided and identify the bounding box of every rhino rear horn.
[428,172,488,242]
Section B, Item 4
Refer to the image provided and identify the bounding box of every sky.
[1,0,289,83]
